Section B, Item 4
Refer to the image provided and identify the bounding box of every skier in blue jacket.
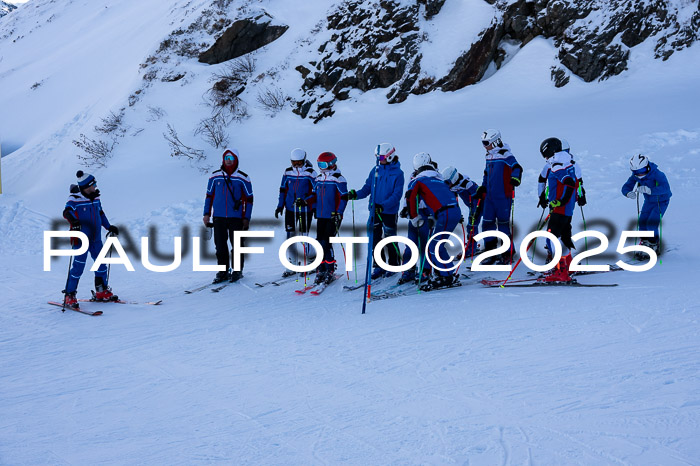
[298,152,348,285]
[441,166,482,258]
[62,170,120,309]
[348,143,405,279]
[479,129,522,264]
[621,154,672,254]
[539,138,578,283]
[203,148,254,283]
[276,148,317,276]
[406,152,461,291]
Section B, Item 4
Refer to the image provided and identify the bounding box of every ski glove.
[331,212,342,231]
[577,187,587,207]
[510,177,521,187]
[347,190,357,201]
[626,191,637,199]
[242,219,250,231]
[399,205,409,219]
[294,198,307,207]
[107,225,120,236]
[537,192,548,208]
[549,200,561,209]
[275,206,284,218]
[636,185,651,195]
[69,223,81,246]
[411,216,425,228]
[476,186,487,200]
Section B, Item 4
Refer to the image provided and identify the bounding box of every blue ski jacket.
[306,168,349,219]
[277,160,317,212]
[203,168,254,219]
[355,160,405,214]
[547,152,578,217]
[63,186,112,242]
[621,162,672,202]
[482,143,523,200]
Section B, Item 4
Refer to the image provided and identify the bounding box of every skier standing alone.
[203,149,254,284]
[347,143,405,279]
[276,148,317,276]
[62,170,120,309]
[621,154,671,254]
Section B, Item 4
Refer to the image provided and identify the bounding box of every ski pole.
[455,221,467,275]
[352,200,357,283]
[106,231,114,285]
[579,204,589,265]
[468,198,481,260]
[530,207,546,263]
[499,213,551,287]
[416,196,427,293]
[509,190,515,264]
[362,159,381,314]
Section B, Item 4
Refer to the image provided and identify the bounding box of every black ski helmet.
[540,137,562,159]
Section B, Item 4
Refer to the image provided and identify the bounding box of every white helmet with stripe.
[375,143,396,163]
[441,166,460,186]
[481,129,502,148]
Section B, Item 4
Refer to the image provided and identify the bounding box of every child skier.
[479,129,522,265]
[406,152,461,291]
[621,154,672,254]
[298,152,348,285]
[202,149,254,283]
[62,170,120,309]
[538,137,578,283]
[441,166,482,257]
[347,143,405,279]
[276,148,317,276]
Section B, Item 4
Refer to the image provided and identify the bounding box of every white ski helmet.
[290,148,306,161]
[630,154,650,176]
[481,129,502,148]
[375,143,396,163]
[413,152,432,170]
[560,139,570,153]
[441,166,460,185]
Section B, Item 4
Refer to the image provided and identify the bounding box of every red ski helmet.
[317,152,337,170]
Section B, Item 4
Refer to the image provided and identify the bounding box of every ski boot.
[229,270,243,282]
[63,291,79,309]
[212,271,228,284]
[371,267,385,280]
[397,269,416,285]
[540,255,572,283]
[314,271,327,285]
[421,273,459,292]
[94,284,118,301]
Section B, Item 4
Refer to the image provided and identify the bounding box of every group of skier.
[59,129,673,308]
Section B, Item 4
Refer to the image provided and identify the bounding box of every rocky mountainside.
[0,1,17,19]
[132,0,698,123]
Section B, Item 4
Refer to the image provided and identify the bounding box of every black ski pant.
[369,212,400,268]
[285,210,313,234]
[213,217,245,271]
[316,217,339,273]
[547,212,574,255]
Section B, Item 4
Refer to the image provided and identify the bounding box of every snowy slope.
[1,0,700,464]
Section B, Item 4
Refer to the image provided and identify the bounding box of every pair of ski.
[184,278,242,294]
[47,297,162,316]
[484,267,621,288]
[295,274,342,295]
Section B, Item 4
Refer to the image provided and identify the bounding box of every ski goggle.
[632,166,649,177]
[376,147,395,162]
[224,155,235,161]
[318,157,337,169]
